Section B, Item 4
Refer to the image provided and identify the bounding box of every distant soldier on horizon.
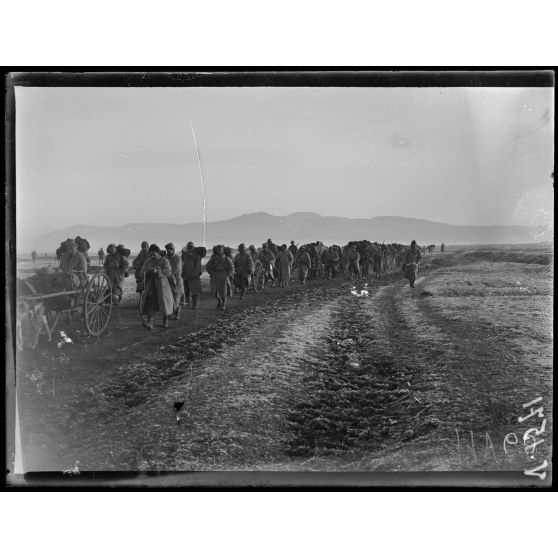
[98,247,105,265]
[441,242,445,255]
[31,249,37,264]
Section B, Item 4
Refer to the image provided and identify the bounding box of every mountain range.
[25,212,546,253]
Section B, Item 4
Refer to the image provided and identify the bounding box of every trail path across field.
[16,249,552,475]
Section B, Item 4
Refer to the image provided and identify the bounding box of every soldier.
[140,244,175,329]
[297,246,312,284]
[266,238,278,256]
[233,243,254,300]
[56,239,73,266]
[441,242,445,255]
[288,241,298,261]
[276,244,293,287]
[248,244,258,260]
[324,245,341,280]
[165,242,184,320]
[74,236,91,265]
[259,243,276,289]
[31,249,37,264]
[224,246,234,297]
[60,239,88,275]
[98,247,105,265]
[132,241,150,293]
[103,243,129,305]
[403,240,422,288]
[248,245,259,289]
[181,242,202,309]
[117,244,131,258]
[347,244,361,280]
[206,245,234,310]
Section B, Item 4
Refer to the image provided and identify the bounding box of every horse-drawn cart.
[16,268,114,349]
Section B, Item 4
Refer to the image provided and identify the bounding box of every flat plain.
[14,245,553,479]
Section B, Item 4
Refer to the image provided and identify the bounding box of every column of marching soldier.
[92,238,428,330]
[103,239,308,330]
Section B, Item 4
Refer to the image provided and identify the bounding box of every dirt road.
[16,249,553,475]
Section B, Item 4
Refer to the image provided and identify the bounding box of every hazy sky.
[16,86,554,244]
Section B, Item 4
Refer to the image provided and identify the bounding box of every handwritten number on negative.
[518,406,544,424]
[503,432,519,455]
[524,460,548,481]
[522,397,543,408]
[523,419,546,444]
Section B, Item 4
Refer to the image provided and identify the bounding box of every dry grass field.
[13,244,553,481]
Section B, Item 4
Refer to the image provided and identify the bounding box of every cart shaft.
[18,290,81,301]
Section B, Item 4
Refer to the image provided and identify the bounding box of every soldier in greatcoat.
[296,246,312,284]
[140,244,175,329]
[276,244,293,287]
[233,243,254,300]
[103,243,129,304]
[165,242,184,319]
[259,243,276,289]
[205,245,234,310]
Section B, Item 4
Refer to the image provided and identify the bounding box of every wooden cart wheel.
[84,272,112,336]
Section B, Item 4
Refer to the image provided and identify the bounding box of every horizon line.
[30,212,537,236]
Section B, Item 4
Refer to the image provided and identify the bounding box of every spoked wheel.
[84,272,112,336]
